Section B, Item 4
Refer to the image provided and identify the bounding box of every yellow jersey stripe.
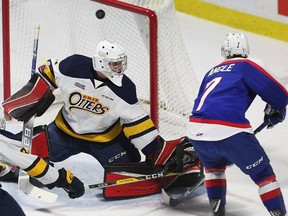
[123,118,155,139]
[55,112,122,142]
[26,158,47,177]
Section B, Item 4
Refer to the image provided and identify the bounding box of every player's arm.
[242,60,287,128]
[25,157,85,199]
[243,59,287,110]
[0,130,84,199]
[26,127,84,199]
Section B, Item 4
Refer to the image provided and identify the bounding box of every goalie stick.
[161,175,205,207]
[161,164,205,207]
[18,169,57,203]
[85,168,183,190]
[18,25,58,203]
[161,122,268,207]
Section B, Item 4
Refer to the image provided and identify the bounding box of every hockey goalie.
[2,40,204,199]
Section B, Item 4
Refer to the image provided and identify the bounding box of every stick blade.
[18,174,58,203]
[161,188,172,205]
[161,175,205,207]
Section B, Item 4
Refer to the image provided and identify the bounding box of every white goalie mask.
[92,40,127,86]
[221,33,249,59]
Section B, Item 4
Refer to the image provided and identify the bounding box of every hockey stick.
[161,174,205,207]
[86,166,202,190]
[17,25,58,203]
[161,164,205,207]
[254,121,269,134]
[162,122,269,207]
[85,168,184,190]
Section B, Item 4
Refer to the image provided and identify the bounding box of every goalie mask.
[221,32,249,59]
[92,40,127,87]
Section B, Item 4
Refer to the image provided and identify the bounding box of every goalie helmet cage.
[1,0,199,140]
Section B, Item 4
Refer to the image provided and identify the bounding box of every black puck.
[96,9,105,19]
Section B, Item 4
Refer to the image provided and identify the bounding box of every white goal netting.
[2,0,199,140]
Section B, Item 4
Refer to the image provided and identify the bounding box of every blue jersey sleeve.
[240,59,287,111]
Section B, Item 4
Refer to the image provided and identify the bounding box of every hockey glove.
[264,104,286,129]
[47,168,85,199]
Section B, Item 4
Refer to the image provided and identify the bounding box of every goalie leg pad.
[103,162,177,199]
[2,73,55,122]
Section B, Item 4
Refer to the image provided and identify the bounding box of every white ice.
[1,12,288,216]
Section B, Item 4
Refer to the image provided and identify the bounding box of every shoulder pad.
[106,75,138,105]
[59,54,94,79]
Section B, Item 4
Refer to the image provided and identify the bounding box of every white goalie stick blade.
[161,174,205,207]
[18,174,58,203]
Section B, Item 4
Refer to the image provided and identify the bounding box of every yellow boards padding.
[174,0,288,42]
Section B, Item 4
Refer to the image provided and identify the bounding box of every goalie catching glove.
[2,73,55,122]
[46,168,85,199]
[103,137,202,198]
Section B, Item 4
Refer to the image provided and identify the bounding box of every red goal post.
[91,0,159,127]
[1,0,199,140]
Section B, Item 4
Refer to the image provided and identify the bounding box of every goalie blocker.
[19,125,51,159]
[103,137,203,199]
[2,73,55,122]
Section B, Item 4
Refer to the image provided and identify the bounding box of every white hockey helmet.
[221,33,249,59]
[92,40,127,86]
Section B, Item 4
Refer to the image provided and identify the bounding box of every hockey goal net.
[1,0,199,140]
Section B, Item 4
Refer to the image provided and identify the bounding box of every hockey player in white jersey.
[2,40,202,198]
[187,33,287,216]
[0,118,85,216]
